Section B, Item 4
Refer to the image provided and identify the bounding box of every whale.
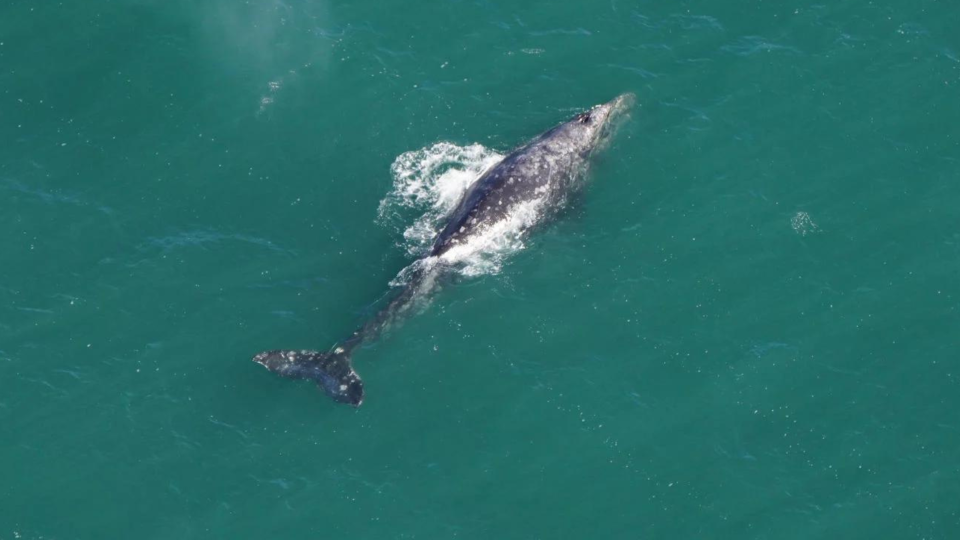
[253,94,633,406]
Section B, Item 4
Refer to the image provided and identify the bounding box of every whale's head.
[553,93,635,157]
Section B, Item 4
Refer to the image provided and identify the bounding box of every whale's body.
[254,94,633,406]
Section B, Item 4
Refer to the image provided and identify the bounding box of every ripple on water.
[528,27,592,37]
[1,178,114,214]
[605,63,659,79]
[671,13,724,32]
[721,36,801,56]
[138,229,292,255]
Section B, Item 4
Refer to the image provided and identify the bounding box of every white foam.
[378,142,502,250]
[437,196,546,276]
[791,211,820,236]
[378,142,547,277]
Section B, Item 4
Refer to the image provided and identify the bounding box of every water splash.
[437,196,546,276]
[378,142,502,255]
[379,142,550,277]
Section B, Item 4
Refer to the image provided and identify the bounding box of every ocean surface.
[2,0,959,538]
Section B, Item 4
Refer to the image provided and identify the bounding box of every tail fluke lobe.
[253,349,364,406]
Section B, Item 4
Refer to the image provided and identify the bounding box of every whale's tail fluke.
[253,349,364,406]
[252,262,442,407]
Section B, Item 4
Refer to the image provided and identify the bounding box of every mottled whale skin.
[254,94,633,406]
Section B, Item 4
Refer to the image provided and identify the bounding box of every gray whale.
[254,94,633,406]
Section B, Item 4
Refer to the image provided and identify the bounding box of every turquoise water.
[3,0,959,537]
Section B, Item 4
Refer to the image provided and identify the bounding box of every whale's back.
[430,137,580,257]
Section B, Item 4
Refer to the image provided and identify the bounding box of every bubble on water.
[791,211,820,236]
